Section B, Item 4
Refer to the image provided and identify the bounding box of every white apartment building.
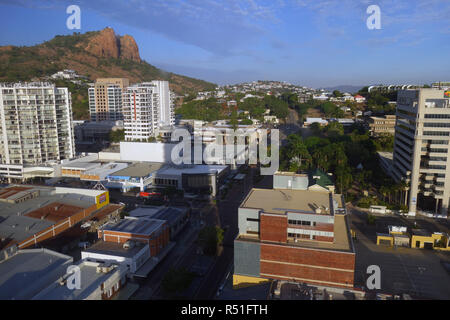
[123,81,174,141]
[392,88,450,216]
[0,82,75,180]
[151,80,175,127]
[88,78,129,122]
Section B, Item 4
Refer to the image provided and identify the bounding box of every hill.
[321,85,363,94]
[0,27,216,95]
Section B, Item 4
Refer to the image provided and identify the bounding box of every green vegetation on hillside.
[53,79,90,120]
[358,87,397,114]
[176,98,223,122]
[176,94,290,122]
[0,30,216,96]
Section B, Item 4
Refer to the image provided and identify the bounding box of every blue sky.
[0,0,449,88]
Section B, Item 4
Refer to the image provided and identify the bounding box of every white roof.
[156,164,228,176]
[306,118,327,123]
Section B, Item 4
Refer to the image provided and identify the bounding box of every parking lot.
[349,206,450,299]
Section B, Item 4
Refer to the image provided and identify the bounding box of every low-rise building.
[153,164,229,197]
[97,217,170,258]
[105,162,164,192]
[367,115,396,136]
[81,216,172,277]
[354,95,366,103]
[129,205,190,239]
[233,171,355,289]
[304,118,328,127]
[0,248,73,300]
[33,259,129,300]
[80,162,129,182]
[0,185,111,250]
[263,115,279,124]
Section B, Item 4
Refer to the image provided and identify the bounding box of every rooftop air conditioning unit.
[123,240,135,249]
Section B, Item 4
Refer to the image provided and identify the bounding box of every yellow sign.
[96,192,109,209]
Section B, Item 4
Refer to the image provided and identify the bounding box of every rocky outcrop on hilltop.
[84,27,140,62]
[119,34,140,62]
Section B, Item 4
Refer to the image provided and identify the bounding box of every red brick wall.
[260,243,355,287]
[314,236,334,242]
[260,214,287,243]
[260,261,354,287]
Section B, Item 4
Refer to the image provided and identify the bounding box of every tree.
[333,90,343,98]
[263,95,289,119]
[324,122,344,138]
[284,134,312,171]
[109,129,124,143]
[198,226,224,256]
[240,118,253,125]
[230,110,239,130]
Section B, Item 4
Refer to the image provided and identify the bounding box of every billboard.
[96,192,109,209]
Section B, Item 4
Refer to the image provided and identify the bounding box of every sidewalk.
[134,242,176,278]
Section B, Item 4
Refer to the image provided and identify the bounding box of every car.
[78,241,90,249]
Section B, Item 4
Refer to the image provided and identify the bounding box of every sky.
[0,0,449,88]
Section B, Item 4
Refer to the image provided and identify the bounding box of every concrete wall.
[273,174,308,190]
[238,207,260,235]
[234,239,260,277]
[120,142,176,163]
[98,152,121,161]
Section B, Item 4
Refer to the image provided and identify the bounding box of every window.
[423,131,449,136]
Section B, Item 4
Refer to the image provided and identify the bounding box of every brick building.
[233,172,356,289]
[0,185,111,250]
[84,216,171,275]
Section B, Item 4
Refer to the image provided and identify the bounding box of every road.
[130,201,208,299]
[194,167,255,299]
[130,109,301,300]
[278,108,301,145]
[347,204,450,299]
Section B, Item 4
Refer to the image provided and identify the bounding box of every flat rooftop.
[81,162,129,180]
[241,188,343,215]
[0,186,33,200]
[129,206,189,225]
[156,164,228,176]
[102,217,165,236]
[0,185,106,249]
[62,161,101,170]
[34,260,126,300]
[107,162,164,178]
[274,171,308,177]
[84,240,147,258]
[0,248,73,300]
